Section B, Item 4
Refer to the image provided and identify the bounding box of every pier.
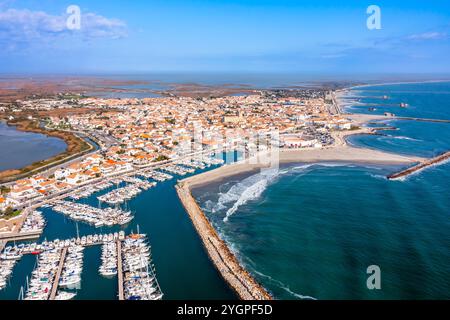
[388,151,450,180]
[176,182,272,300]
[2,231,162,300]
[370,126,398,131]
[49,247,68,300]
[0,231,42,242]
[360,103,402,107]
[396,117,450,124]
[117,240,124,301]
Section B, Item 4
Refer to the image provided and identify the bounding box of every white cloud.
[82,12,127,38]
[407,31,448,41]
[0,8,127,43]
[321,53,347,59]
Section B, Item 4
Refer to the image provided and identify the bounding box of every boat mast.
[76,222,80,239]
[18,286,24,300]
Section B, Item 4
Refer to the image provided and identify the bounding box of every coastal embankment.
[388,151,450,180]
[176,182,272,300]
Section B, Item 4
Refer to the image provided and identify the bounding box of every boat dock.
[49,247,68,300]
[388,151,450,180]
[0,231,42,242]
[396,117,450,124]
[2,232,163,300]
[117,240,124,301]
[370,126,398,131]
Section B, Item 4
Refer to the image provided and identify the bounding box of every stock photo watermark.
[367,5,382,30]
[367,265,381,290]
[172,126,282,173]
[66,5,81,30]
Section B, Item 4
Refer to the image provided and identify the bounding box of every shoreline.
[174,94,428,300]
[178,146,423,188]
[174,80,450,299]
[0,119,94,184]
[344,79,450,91]
[175,114,424,299]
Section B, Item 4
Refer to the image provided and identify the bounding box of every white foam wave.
[387,135,422,142]
[252,270,317,300]
[219,164,320,222]
[216,163,368,222]
[290,162,346,172]
[222,169,280,222]
[368,173,387,180]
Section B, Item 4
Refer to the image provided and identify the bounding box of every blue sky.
[0,0,449,75]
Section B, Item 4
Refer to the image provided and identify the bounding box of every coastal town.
[1,87,438,300]
[0,88,364,299]
[0,89,355,214]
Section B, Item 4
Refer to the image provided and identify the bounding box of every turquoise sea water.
[346,82,450,158]
[194,81,450,299]
[0,122,67,171]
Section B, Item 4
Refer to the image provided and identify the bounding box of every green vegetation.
[154,155,170,162]
[0,207,22,220]
[0,186,11,195]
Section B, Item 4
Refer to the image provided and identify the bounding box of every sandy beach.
[182,126,424,189]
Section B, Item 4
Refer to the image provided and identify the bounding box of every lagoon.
[0,122,67,172]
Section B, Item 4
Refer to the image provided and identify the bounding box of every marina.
[121,235,163,300]
[176,159,207,170]
[24,248,63,300]
[98,184,148,205]
[69,182,113,200]
[2,231,163,300]
[99,241,118,277]
[52,201,133,227]
[0,258,18,290]
[0,211,46,242]
[162,165,195,176]
[0,154,236,300]
[57,245,84,290]
[19,211,46,235]
[140,170,173,182]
